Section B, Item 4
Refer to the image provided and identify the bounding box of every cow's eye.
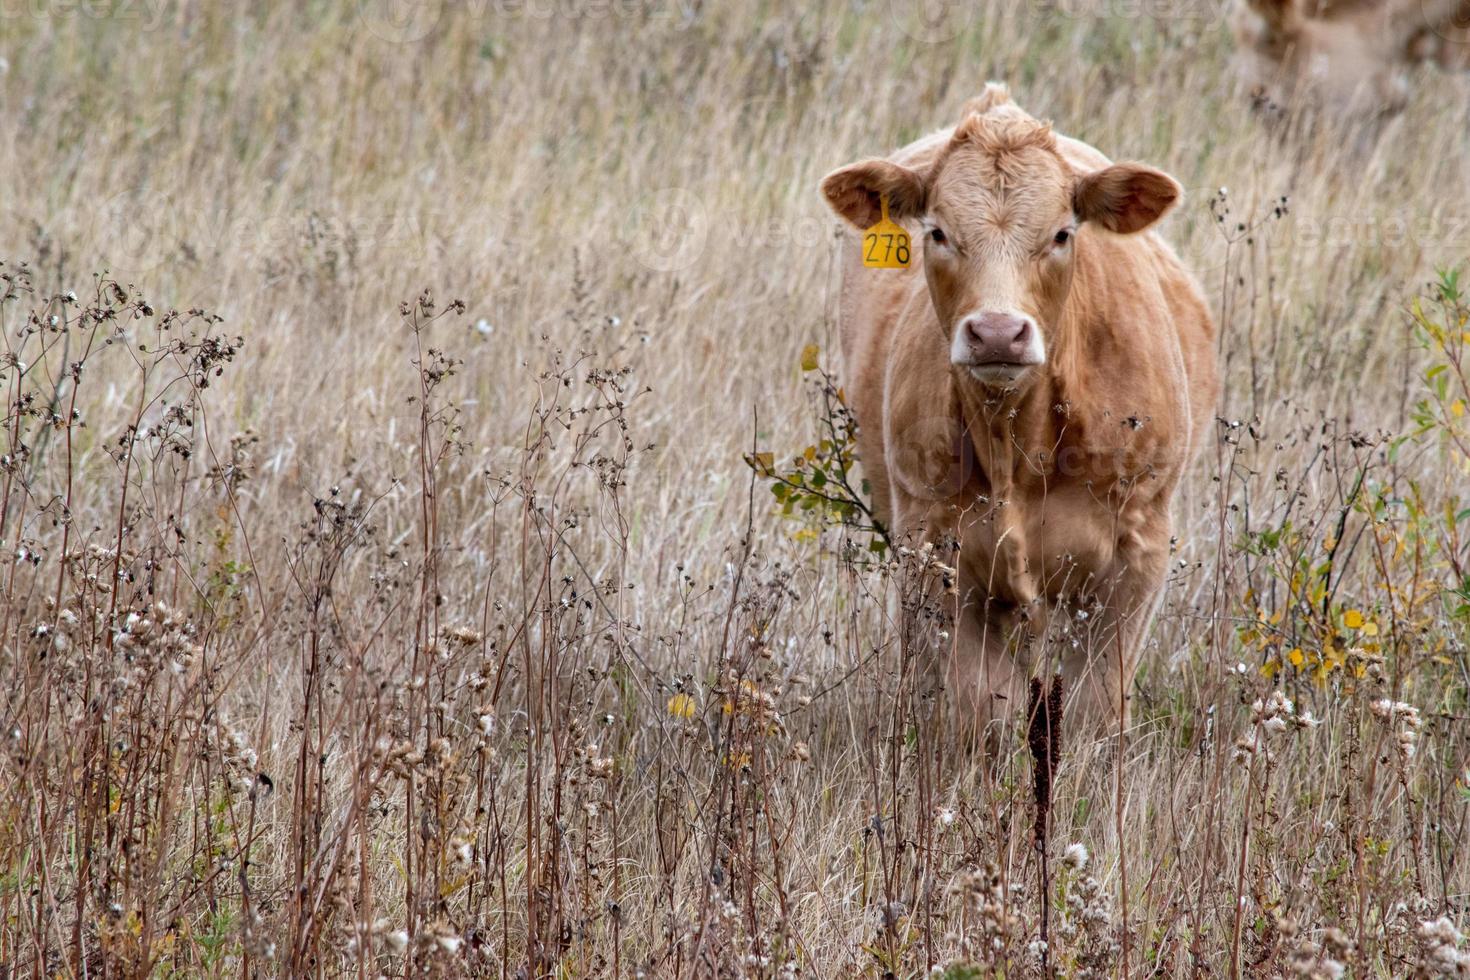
[929,227,947,246]
[1053,228,1072,247]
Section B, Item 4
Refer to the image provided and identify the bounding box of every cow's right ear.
[820,159,926,230]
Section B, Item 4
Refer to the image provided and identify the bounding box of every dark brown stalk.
[1028,675,1063,976]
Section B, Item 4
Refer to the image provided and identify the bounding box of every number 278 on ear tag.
[862,194,911,269]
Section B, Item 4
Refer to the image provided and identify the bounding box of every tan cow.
[820,85,1217,739]
[1232,0,1470,116]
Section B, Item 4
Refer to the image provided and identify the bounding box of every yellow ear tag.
[862,195,912,269]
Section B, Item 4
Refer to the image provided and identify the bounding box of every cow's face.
[822,111,1180,389]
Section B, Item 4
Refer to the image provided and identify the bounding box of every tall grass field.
[2,1,1470,976]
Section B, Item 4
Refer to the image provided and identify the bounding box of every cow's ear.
[820,159,926,230]
[1074,163,1181,235]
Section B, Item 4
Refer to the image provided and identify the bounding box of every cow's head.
[821,93,1180,389]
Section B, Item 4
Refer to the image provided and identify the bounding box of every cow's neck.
[952,369,1061,496]
[951,370,1064,606]
[949,293,1084,494]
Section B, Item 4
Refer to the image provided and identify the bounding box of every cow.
[1232,0,1470,116]
[819,85,1218,742]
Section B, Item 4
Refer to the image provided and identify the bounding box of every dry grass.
[2,1,1470,976]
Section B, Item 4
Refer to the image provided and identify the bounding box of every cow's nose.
[962,313,1033,362]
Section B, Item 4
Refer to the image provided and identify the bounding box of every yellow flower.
[1343,609,1365,629]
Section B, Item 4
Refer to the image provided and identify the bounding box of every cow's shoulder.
[879,300,971,514]
[1057,230,1210,475]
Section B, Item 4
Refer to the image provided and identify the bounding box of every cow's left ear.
[1073,164,1182,235]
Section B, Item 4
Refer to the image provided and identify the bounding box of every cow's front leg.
[897,499,1043,751]
[1060,529,1170,731]
[944,593,1037,750]
[890,523,1011,749]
